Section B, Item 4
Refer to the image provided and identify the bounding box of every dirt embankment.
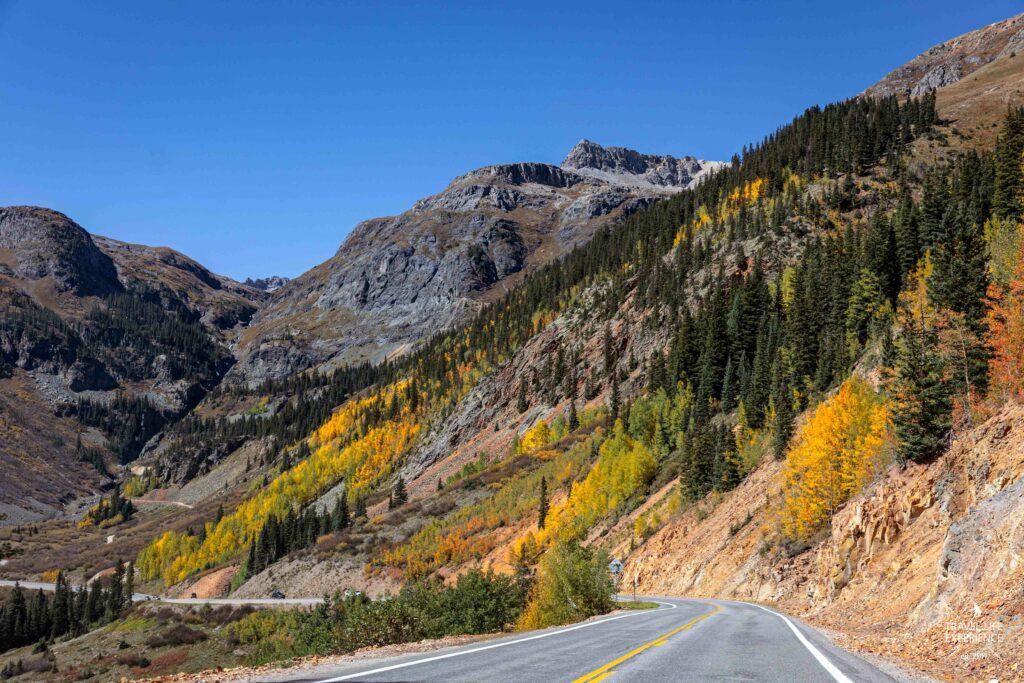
[624,401,1024,682]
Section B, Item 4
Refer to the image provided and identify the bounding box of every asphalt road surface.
[0,582,899,681]
[257,597,897,683]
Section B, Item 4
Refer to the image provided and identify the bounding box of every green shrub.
[517,539,614,630]
[229,570,528,666]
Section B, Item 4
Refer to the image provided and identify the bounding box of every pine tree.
[125,561,134,605]
[609,374,620,422]
[603,324,615,376]
[568,399,579,431]
[993,107,1024,222]
[391,477,407,508]
[537,477,548,530]
[929,203,992,399]
[332,492,350,531]
[891,312,952,462]
[49,573,69,639]
[516,382,528,413]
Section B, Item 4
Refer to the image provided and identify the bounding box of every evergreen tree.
[391,477,407,509]
[567,399,579,431]
[891,311,952,462]
[538,477,549,530]
[609,373,621,422]
[516,382,528,413]
[993,107,1024,222]
[332,491,350,530]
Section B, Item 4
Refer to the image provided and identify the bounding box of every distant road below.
[0,579,321,606]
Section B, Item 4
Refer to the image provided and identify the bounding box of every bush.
[145,624,208,647]
[401,569,528,638]
[229,570,529,666]
[116,653,150,668]
[517,539,614,630]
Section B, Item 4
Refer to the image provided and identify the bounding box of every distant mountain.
[229,142,723,385]
[0,206,262,523]
[243,276,290,293]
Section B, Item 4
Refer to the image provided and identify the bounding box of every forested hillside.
[132,91,945,586]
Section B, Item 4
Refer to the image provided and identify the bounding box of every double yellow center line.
[571,604,721,683]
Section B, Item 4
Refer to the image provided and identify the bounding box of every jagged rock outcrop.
[243,275,290,293]
[230,142,722,385]
[0,206,122,296]
[561,139,719,189]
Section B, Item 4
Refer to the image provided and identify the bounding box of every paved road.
[257,597,896,683]
[0,580,321,606]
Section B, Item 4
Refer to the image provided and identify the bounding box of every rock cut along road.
[257,596,900,683]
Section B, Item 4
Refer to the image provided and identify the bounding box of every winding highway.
[257,597,898,683]
[0,582,902,681]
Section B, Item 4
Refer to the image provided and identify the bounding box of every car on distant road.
[271,591,285,599]
[190,592,197,599]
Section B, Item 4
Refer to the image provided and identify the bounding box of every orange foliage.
[987,235,1024,402]
[778,376,890,543]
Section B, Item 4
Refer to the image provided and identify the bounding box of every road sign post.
[608,559,623,601]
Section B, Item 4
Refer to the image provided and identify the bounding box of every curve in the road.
[308,600,685,683]
[262,597,896,683]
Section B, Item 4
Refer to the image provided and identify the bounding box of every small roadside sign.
[608,559,623,575]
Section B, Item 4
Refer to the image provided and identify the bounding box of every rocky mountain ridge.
[229,141,722,386]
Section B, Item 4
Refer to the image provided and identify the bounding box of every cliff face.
[229,142,722,386]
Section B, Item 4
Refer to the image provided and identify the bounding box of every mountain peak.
[560,140,721,189]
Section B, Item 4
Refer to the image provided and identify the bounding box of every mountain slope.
[866,12,1024,149]
[230,142,721,385]
[0,206,263,523]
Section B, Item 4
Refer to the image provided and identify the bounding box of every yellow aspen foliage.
[138,380,420,586]
[778,376,890,543]
[513,420,655,556]
[519,419,553,453]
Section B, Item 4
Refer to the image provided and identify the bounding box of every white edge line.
[309,600,678,683]
[753,605,853,683]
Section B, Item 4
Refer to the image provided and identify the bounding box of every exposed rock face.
[231,142,722,385]
[864,13,1023,98]
[622,400,1024,681]
[911,62,962,95]
[243,275,290,293]
[0,206,121,296]
[561,139,720,189]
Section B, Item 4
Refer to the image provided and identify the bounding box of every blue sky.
[0,1,1020,280]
